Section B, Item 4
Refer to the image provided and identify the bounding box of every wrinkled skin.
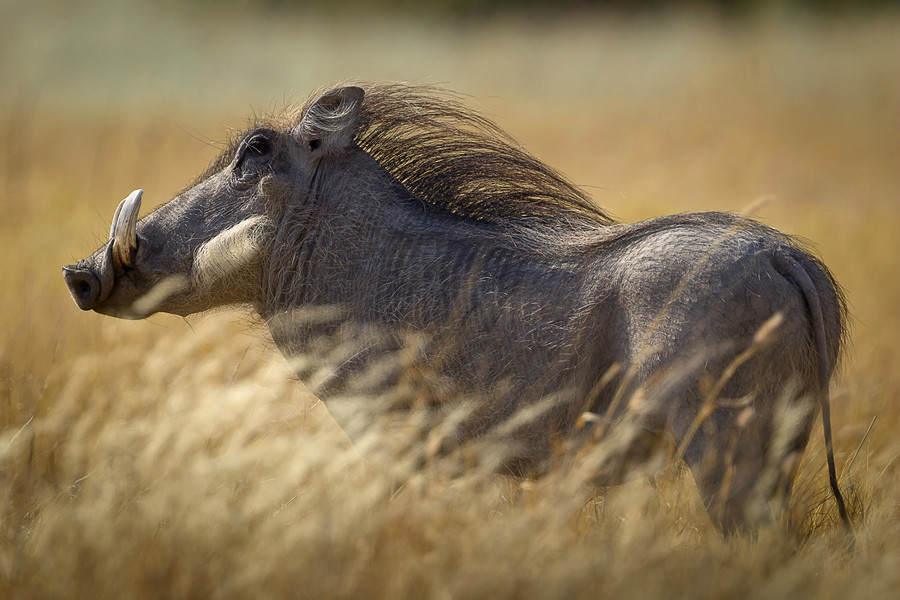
[63,85,848,533]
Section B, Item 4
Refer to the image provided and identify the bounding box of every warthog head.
[63,86,366,319]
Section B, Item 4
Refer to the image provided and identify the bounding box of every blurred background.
[1,0,898,596]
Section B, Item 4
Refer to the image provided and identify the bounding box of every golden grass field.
[1,1,899,598]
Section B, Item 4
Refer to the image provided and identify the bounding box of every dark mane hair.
[295,82,618,228]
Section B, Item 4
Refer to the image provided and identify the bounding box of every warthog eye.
[246,134,271,156]
[232,129,276,188]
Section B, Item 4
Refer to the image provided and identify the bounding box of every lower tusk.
[109,198,126,240]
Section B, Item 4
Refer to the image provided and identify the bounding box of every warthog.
[63,82,849,533]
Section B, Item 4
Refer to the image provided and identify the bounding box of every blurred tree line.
[204,0,896,16]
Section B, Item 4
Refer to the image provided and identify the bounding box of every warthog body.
[63,83,848,532]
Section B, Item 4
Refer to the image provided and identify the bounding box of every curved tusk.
[111,189,143,268]
[109,198,126,240]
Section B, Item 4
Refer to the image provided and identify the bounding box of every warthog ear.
[295,86,365,152]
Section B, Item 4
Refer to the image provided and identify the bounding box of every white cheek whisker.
[194,216,270,290]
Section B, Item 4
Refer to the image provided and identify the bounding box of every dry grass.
[1,4,899,598]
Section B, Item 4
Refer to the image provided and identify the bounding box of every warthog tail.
[774,253,851,530]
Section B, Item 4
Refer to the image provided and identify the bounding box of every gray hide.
[63,83,849,533]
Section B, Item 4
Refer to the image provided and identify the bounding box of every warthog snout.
[62,189,143,314]
[62,265,102,310]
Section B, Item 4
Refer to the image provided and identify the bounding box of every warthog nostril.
[62,266,101,311]
[73,278,92,300]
